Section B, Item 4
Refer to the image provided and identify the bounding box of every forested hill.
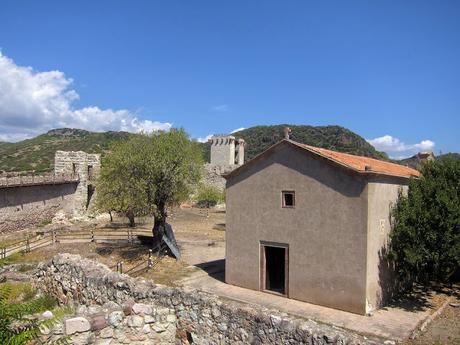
[203,125,388,162]
[0,128,132,174]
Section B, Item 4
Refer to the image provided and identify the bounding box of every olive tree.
[96,129,203,236]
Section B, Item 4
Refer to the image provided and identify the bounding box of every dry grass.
[1,207,225,286]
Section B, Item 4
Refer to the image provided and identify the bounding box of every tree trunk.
[109,210,113,222]
[153,202,167,243]
[127,210,135,227]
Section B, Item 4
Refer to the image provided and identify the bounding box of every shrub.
[388,157,460,287]
[196,184,224,208]
[0,283,69,344]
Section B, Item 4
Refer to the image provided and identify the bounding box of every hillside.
[1,125,389,174]
[0,128,132,174]
[203,125,388,162]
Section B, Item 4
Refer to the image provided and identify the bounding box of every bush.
[388,157,460,287]
[0,283,69,344]
[196,184,224,208]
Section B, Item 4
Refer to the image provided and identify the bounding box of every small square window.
[282,191,295,208]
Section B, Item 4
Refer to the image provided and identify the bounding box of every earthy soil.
[403,291,460,345]
[0,207,225,286]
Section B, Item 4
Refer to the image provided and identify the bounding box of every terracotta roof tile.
[293,141,421,178]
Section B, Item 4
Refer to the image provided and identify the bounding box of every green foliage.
[200,124,388,162]
[0,283,69,345]
[96,129,203,226]
[196,184,224,208]
[388,157,460,287]
[0,128,133,174]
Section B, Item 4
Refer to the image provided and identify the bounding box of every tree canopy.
[96,129,203,229]
[388,157,460,287]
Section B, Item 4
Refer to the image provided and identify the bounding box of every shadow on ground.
[195,259,225,283]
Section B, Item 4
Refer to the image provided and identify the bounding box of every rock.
[122,299,135,315]
[91,314,108,331]
[102,301,121,311]
[108,311,124,327]
[166,314,177,323]
[88,305,102,315]
[127,315,144,328]
[42,310,53,319]
[144,315,155,324]
[99,327,113,338]
[132,303,153,315]
[65,316,91,335]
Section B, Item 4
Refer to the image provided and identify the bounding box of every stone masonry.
[204,136,245,191]
[54,151,101,215]
[34,254,387,345]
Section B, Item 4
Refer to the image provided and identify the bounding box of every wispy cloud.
[367,135,435,159]
[196,134,213,143]
[211,104,229,112]
[0,52,172,142]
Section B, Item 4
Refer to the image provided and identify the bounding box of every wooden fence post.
[91,229,95,243]
[148,249,153,269]
[52,230,56,244]
[25,235,30,253]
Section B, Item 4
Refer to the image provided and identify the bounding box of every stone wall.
[34,254,385,345]
[202,164,237,190]
[0,183,77,234]
[55,151,101,215]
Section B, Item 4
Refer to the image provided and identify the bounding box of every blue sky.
[0,1,459,157]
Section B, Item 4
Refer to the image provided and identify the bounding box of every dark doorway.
[261,244,288,295]
[86,185,95,209]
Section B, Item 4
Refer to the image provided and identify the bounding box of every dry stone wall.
[34,254,387,345]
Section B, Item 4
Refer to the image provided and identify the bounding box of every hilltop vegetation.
[203,125,388,162]
[0,128,132,174]
[1,125,391,173]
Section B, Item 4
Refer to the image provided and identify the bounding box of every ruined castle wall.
[54,151,101,215]
[0,183,77,234]
[34,254,383,345]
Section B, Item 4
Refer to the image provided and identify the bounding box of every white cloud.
[211,104,229,112]
[230,127,245,133]
[367,135,435,159]
[0,52,171,142]
[196,134,213,143]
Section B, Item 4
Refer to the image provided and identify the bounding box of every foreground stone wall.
[0,183,77,234]
[34,254,385,344]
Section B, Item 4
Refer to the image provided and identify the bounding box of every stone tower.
[54,151,101,215]
[209,135,245,166]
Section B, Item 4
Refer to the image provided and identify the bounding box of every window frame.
[281,191,295,208]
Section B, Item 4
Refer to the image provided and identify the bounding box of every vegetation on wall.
[388,157,460,287]
[0,283,68,345]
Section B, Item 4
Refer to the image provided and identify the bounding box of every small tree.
[196,184,224,208]
[96,135,154,227]
[388,157,460,287]
[96,129,202,242]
